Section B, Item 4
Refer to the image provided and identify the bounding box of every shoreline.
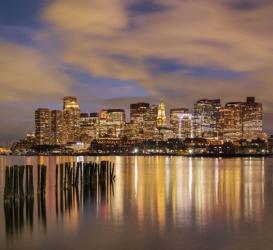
[4,153,273,158]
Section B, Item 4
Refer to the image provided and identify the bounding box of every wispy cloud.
[1,0,273,142]
[0,41,72,102]
[41,0,273,103]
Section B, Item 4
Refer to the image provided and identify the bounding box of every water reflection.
[117,157,265,233]
[0,156,268,249]
[4,197,35,239]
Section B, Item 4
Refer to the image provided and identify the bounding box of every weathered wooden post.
[13,165,19,199]
[29,165,34,197]
[60,164,64,190]
[55,164,59,191]
[19,166,24,198]
[37,164,41,193]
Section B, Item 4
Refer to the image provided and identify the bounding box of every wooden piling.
[19,166,24,198]
[37,164,41,193]
[55,164,58,191]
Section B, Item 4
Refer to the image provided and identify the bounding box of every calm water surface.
[1,156,273,250]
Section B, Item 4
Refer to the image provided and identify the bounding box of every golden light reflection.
[0,156,266,236]
[119,157,265,232]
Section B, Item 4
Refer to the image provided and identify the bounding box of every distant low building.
[158,128,175,141]
[0,146,11,155]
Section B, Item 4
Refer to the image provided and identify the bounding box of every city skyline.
[31,95,265,147]
[0,93,268,146]
[1,0,273,144]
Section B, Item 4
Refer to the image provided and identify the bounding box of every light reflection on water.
[0,156,272,250]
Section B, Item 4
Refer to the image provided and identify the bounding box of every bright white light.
[188,149,194,154]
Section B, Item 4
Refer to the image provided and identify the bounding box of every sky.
[0,0,273,145]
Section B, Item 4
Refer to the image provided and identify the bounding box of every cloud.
[42,0,128,36]
[42,0,273,75]
[0,40,73,143]
[0,41,72,102]
[39,0,273,133]
[2,0,273,143]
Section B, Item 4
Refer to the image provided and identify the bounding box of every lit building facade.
[35,108,51,145]
[144,105,158,139]
[51,110,64,145]
[99,109,126,139]
[63,96,81,143]
[218,102,243,142]
[193,99,221,139]
[157,100,167,128]
[158,128,175,141]
[170,109,193,139]
[242,97,263,141]
[179,113,193,140]
[217,98,264,142]
[130,102,150,124]
[32,96,265,148]
[80,112,99,142]
[130,103,158,140]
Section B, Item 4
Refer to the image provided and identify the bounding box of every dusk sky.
[1,0,273,144]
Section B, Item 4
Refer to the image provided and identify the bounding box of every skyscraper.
[129,102,159,140]
[35,108,51,145]
[51,110,64,145]
[170,108,189,138]
[63,96,80,143]
[217,98,264,142]
[99,109,126,139]
[130,103,151,139]
[218,102,243,142]
[179,113,193,140]
[242,97,263,140]
[80,112,99,142]
[193,99,221,139]
[157,100,167,128]
[143,104,158,139]
[130,103,150,124]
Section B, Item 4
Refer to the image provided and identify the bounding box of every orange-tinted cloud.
[2,0,273,142]
[43,0,128,36]
[0,41,72,102]
[41,0,273,107]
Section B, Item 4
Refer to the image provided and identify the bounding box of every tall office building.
[130,103,150,124]
[63,96,81,143]
[51,110,64,145]
[157,100,167,128]
[193,99,221,139]
[106,109,126,138]
[99,109,126,139]
[218,102,243,142]
[170,109,189,138]
[35,108,51,145]
[130,103,151,139]
[144,104,158,139]
[80,113,99,142]
[218,98,263,142]
[242,97,263,140]
[179,113,193,139]
[130,102,159,140]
